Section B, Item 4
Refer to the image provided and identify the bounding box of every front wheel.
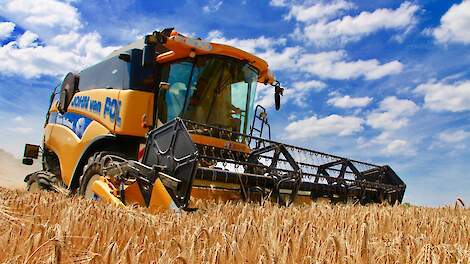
[78,152,127,201]
[78,163,103,200]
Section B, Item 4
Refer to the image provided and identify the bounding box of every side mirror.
[274,82,284,111]
[58,72,79,114]
[23,144,40,166]
[24,144,40,159]
[58,89,68,114]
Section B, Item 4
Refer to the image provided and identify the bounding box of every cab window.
[158,61,193,123]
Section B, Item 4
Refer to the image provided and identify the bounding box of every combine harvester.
[22,28,406,211]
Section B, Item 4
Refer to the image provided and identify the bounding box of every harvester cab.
[23,28,406,212]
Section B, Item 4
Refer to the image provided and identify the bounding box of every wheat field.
[0,187,469,264]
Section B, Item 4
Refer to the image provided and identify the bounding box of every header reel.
[141,118,405,207]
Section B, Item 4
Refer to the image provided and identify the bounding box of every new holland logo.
[103,97,122,126]
[70,95,122,127]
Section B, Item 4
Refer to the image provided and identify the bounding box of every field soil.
[0,187,469,263]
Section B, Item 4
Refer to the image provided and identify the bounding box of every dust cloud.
[0,148,40,189]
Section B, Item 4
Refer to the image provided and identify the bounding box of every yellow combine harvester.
[22,28,406,211]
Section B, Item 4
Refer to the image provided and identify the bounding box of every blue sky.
[0,0,469,206]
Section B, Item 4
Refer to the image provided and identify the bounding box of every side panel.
[44,120,111,186]
[45,89,153,187]
[115,90,154,137]
[67,88,154,137]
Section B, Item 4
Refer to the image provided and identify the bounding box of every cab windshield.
[158,56,258,135]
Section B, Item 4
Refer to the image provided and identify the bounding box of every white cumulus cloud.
[0,31,117,78]
[432,0,470,44]
[381,139,414,156]
[285,114,364,139]
[430,129,469,151]
[302,2,419,45]
[257,46,302,71]
[438,129,470,144]
[254,83,276,109]
[15,30,38,48]
[367,96,419,130]
[203,0,223,13]
[269,0,288,7]
[0,0,119,78]
[415,79,470,112]
[50,31,81,48]
[292,80,326,91]
[0,0,82,40]
[359,132,416,156]
[286,79,326,107]
[285,0,354,22]
[207,30,286,54]
[327,94,372,108]
[297,50,403,80]
[0,21,15,40]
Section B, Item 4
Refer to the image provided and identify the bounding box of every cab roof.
[106,30,275,84]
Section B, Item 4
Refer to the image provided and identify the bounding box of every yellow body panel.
[193,179,241,190]
[67,89,154,135]
[44,121,110,186]
[91,176,125,207]
[191,187,242,201]
[148,178,176,212]
[115,90,154,136]
[191,186,314,206]
[44,89,153,186]
[124,182,146,205]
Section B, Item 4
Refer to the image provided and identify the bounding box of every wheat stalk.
[0,187,468,263]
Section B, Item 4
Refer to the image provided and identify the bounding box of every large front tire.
[78,153,106,200]
[78,152,126,200]
[78,164,103,200]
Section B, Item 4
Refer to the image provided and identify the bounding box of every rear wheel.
[25,171,62,192]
